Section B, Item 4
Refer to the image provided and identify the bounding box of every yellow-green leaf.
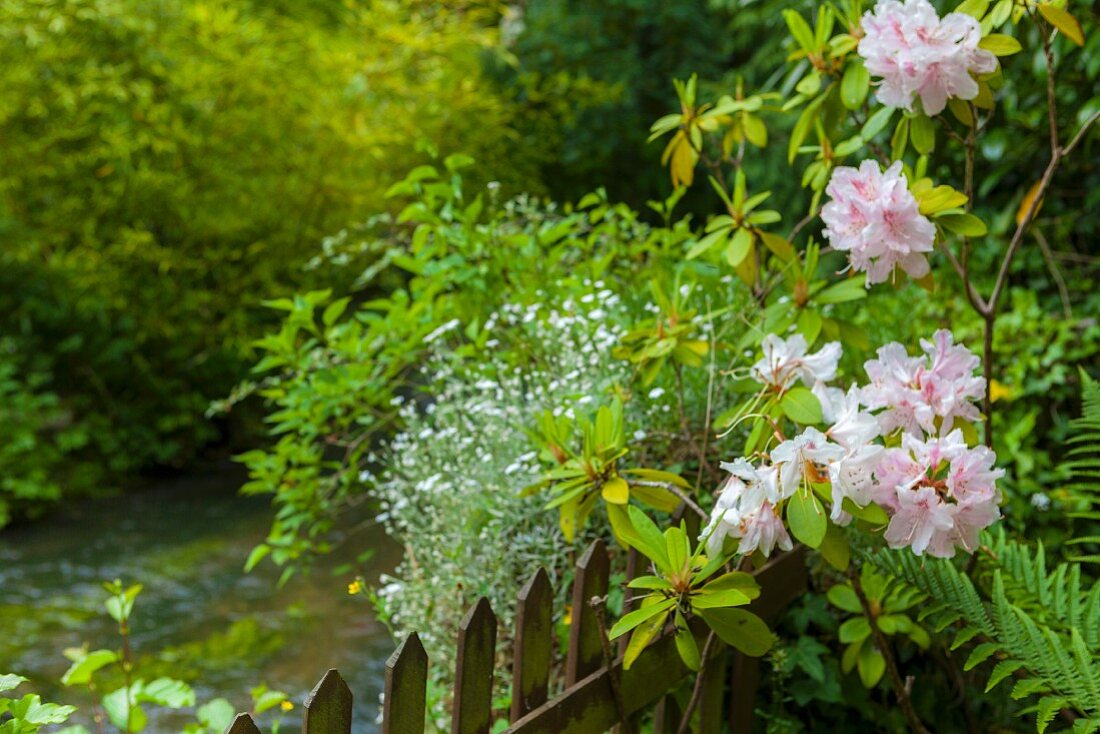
[979,33,1022,55]
[1038,4,1084,46]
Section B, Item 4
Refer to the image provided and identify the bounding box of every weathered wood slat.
[511,568,553,722]
[383,632,428,734]
[727,654,761,733]
[452,597,498,734]
[697,646,728,734]
[564,539,609,687]
[652,693,683,734]
[224,713,261,734]
[303,669,353,734]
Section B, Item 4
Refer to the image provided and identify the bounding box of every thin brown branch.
[1033,227,1073,319]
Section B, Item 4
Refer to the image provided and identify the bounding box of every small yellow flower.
[562,604,573,626]
[280,700,294,712]
[347,580,362,595]
[990,380,1013,403]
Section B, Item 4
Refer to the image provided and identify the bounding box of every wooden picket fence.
[224,542,807,734]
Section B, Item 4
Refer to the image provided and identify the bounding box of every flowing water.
[0,466,400,732]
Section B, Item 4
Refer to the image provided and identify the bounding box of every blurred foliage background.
[1,0,1097,540]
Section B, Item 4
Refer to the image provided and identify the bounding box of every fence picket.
[303,669,353,734]
[511,568,552,722]
[453,597,497,734]
[224,713,260,734]
[564,539,609,687]
[698,646,729,734]
[383,632,428,734]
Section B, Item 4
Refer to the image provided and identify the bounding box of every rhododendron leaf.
[1015,180,1045,226]
[908,624,931,649]
[913,271,936,293]
[674,623,701,672]
[686,228,729,260]
[601,476,630,505]
[544,484,588,510]
[815,276,868,304]
[623,607,671,670]
[917,185,968,215]
[827,584,862,613]
[841,60,870,110]
[890,117,909,160]
[692,588,753,610]
[842,498,889,525]
[665,525,690,574]
[627,505,672,573]
[735,235,758,285]
[797,309,823,345]
[910,115,936,154]
[759,231,796,263]
[701,570,759,596]
[839,617,871,644]
[955,0,989,19]
[979,33,1022,55]
[1037,4,1084,46]
[858,645,886,687]
[861,106,895,140]
[973,81,994,109]
[787,490,827,548]
[609,597,676,640]
[819,522,850,571]
[743,113,767,147]
[627,483,681,513]
[948,98,975,127]
[780,387,823,425]
[726,227,753,267]
[699,608,773,656]
[833,135,864,157]
[937,212,988,236]
[783,10,816,52]
[558,496,579,542]
[627,575,674,591]
[624,468,691,488]
[841,640,862,673]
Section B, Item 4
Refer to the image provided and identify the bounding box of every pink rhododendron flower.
[875,430,1002,557]
[704,465,791,558]
[821,161,935,285]
[771,428,845,499]
[859,0,997,115]
[862,329,985,436]
[751,334,842,390]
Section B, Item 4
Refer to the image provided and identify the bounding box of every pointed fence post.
[225,713,261,734]
[383,632,428,734]
[452,597,497,734]
[565,539,609,687]
[511,568,552,722]
[303,669,353,734]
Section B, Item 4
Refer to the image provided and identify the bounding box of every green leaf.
[910,115,935,154]
[675,624,701,672]
[857,645,886,687]
[0,675,27,694]
[819,522,850,571]
[628,575,675,591]
[955,0,989,18]
[700,571,760,598]
[780,387,823,425]
[726,228,753,267]
[601,476,630,505]
[841,60,870,110]
[890,117,909,160]
[623,607,672,670]
[783,10,816,52]
[321,297,351,327]
[244,544,270,572]
[61,650,119,687]
[936,212,988,236]
[626,505,671,574]
[786,490,827,548]
[839,617,871,644]
[861,107,895,140]
[815,275,867,304]
[827,584,862,613]
[1037,4,1084,46]
[197,699,236,731]
[979,33,1021,55]
[699,608,774,656]
[691,588,753,610]
[759,231,796,263]
[137,678,194,708]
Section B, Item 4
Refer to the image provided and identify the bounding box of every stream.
[0,466,400,732]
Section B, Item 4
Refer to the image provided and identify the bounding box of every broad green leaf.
[628,575,674,591]
[601,476,630,505]
[783,10,816,52]
[699,608,774,656]
[0,674,27,693]
[627,505,671,573]
[841,60,870,110]
[759,231,796,262]
[839,617,871,644]
[815,274,867,304]
[910,115,935,154]
[196,699,236,731]
[623,607,672,669]
[858,645,886,687]
[675,622,701,672]
[1037,4,1084,46]
[955,0,989,18]
[691,588,752,610]
[937,212,988,236]
[701,571,760,598]
[61,650,118,686]
[819,522,850,571]
[780,387,823,425]
[787,490,827,548]
[827,584,862,613]
[726,227,753,267]
[861,107,894,140]
[979,33,1021,55]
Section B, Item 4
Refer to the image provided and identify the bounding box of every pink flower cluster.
[750,333,841,391]
[821,161,935,285]
[861,329,985,436]
[859,0,997,115]
[706,330,1001,560]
